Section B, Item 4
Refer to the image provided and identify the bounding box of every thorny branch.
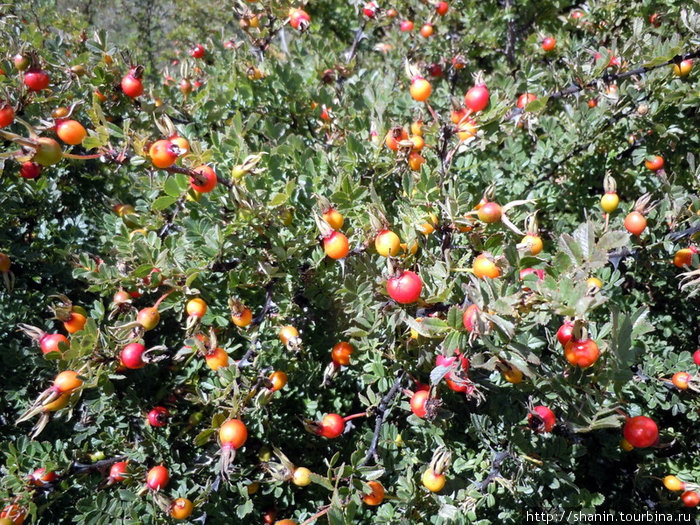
[361,370,406,466]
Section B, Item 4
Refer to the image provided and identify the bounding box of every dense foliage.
[1,1,699,524]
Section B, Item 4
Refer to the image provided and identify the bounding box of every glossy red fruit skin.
[189,44,205,58]
[39,333,68,355]
[542,37,556,52]
[681,491,699,507]
[410,390,429,418]
[436,1,449,16]
[387,271,422,304]
[120,343,147,369]
[319,413,345,438]
[20,161,42,179]
[146,465,170,491]
[564,338,600,368]
[556,321,574,346]
[623,416,658,448]
[694,349,700,366]
[190,165,218,193]
[148,406,169,427]
[529,405,556,433]
[121,71,144,98]
[0,103,15,128]
[363,2,378,18]
[24,68,51,91]
[109,461,128,482]
[464,84,489,112]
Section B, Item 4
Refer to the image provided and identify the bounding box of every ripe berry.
[557,321,574,346]
[436,2,449,16]
[623,416,658,448]
[24,68,50,91]
[331,342,354,366]
[385,127,408,150]
[63,312,87,334]
[363,2,378,18]
[20,161,41,179]
[472,254,500,279]
[671,371,690,390]
[29,468,57,486]
[464,84,490,112]
[146,465,169,491]
[410,390,429,418]
[39,333,68,355]
[624,211,647,236]
[400,20,414,32]
[681,491,700,507]
[694,349,700,366]
[206,347,229,370]
[516,93,537,109]
[121,68,144,98]
[0,102,15,128]
[318,413,345,438]
[644,155,664,171]
[150,140,181,169]
[387,270,422,304]
[462,304,479,332]
[564,338,600,368]
[542,37,556,52]
[323,231,349,259]
[289,8,311,31]
[55,119,87,145]
[279,325,299,345]
[410,77,432,102]
[186,298,208,317]
[362,480,385,505]
[219,419,248,449]
[528,405,556,433]
[189,44,205,58]
[148,406,169,427]
[322,208,344,230]
[109,461,128,482]
[170,498,194,520]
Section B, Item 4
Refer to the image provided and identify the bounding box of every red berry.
[410,390,429,418]
[20,161,41,179]
[464,84,489,112]
[39,333,68,355]
[556,321,574,346]
[528,405,556,433]
[109,461,128,482]
[318,413,345,438]
[121,69,144,98]
[24,68,51,91]
[146,465,169,491]
[120,343,147,369]
[189,44,206,58]
[623,416,658,448]
[387,271,422,304]
[148,406,169,427]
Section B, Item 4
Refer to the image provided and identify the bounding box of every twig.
[548,49,700,101]
[361,370,405,466]
[68,455,128,475]
[477,450,510,491]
